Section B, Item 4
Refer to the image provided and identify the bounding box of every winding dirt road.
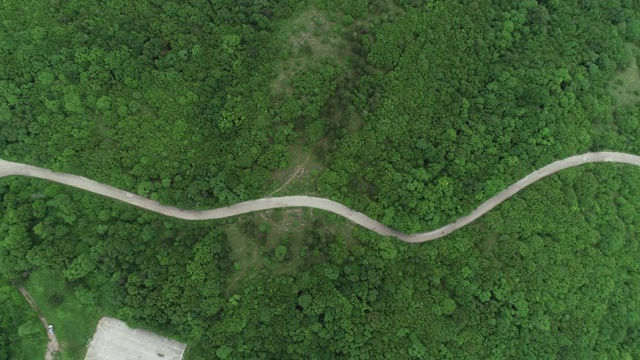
[1,152,639,242]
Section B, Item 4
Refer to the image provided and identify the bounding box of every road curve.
[0,152,638,243]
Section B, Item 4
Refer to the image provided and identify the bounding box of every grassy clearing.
[224,210,311,294]
[271,7,345,95]
[609,43,640,107]
[268,139,325,197]
[23,271,107,360]
[268,140,315,191]
[264,210,314,276]
[224,208,360,293]
[269,2,412,194]
[224,222,262,296]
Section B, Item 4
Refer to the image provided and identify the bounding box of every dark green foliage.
[46,294,64,308]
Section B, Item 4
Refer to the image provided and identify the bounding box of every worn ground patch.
[224,222,262,297]
[271,7,344,95]
[84,317,186,360]
[268,139,324,196]
[609,43,640,107]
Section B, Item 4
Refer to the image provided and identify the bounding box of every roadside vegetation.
[0,276,47,360]
[21,271,106,360]
[1,0,640,359]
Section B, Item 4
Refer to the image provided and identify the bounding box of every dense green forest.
[1,0,640,358]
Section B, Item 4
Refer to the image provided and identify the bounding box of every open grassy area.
[268,140,325,197]
[224,210,317,295]
[609,43,640,107]
[267,2,415,199]
[224,207,359,294]
[271,7,345,95]
[23,271,108,360]
[224,222,262,296]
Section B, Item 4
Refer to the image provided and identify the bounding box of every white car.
[48,325,54,335]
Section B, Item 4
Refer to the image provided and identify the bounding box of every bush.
[342,15,354,26]
[216,345,233,359]
[74,286,98,306]
[47,294,64,308]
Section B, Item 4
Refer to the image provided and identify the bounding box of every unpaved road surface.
[18,287,60,360]
[1,152,639,242]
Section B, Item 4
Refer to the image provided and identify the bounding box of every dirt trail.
[1,152,639,242]
[268,150,313,197]
[18,287,60,360]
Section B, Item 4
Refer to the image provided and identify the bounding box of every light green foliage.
[408,333,426,358]
[323,0,627,233]
[377,237,397,261]
[63,93,83,114]
[275,245,287,262]
[216,345,233,359]
[0,0,311,210]
[297,294,313,309]
[74,286,98,306]
[258,144,290,170]
[441,298,457,316]
[37,72,54,86]
[341,15,354,26]
[95,96,111,111]
[63,253,97,281]
[627,19,640,43]
[137,181,154,197]
[17,321,41,337]
[303,118,327,144]
[221,35,241,55]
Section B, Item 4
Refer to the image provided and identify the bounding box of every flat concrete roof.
[84,317,187,360]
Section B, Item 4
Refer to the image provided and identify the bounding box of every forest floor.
[1,152,640,242]
[18,287,60,360]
